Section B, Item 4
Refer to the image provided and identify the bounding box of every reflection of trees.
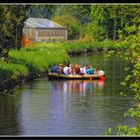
[0,90,21,135]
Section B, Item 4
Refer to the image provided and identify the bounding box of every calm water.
[0,53,136,136]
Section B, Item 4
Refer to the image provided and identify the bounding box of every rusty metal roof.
[24,18,66,29]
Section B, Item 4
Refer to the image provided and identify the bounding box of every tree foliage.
[28,5,56,19]
[0,5,30,57]
[52,15,81,40]
[105,5,140,135]
[53,5,91,25]
[90,5,140,41]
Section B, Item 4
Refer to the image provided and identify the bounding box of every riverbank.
[0,46,70,93]
[0,40,130,94]
[33,39,130,55]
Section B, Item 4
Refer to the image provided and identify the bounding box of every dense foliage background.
[0,4,139,53]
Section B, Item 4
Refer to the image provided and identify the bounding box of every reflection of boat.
[49,79,105,95]
[47,71,105,80]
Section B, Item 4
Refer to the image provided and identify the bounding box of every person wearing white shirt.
[63,64,70,75]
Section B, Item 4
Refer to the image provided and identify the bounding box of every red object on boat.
[100,76,105,81]
[89,77,92,80]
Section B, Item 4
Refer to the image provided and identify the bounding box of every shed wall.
[23,26,36,41]
[23,26,67,42]
[36,28,67,41]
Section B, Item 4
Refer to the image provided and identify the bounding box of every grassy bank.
[0,46,70,93]
[32,40,130,55]
[0,40,130,93]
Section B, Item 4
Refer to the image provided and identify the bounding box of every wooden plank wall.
[23,26,35,41]
[37,28,67,41]
[23,27,67,42]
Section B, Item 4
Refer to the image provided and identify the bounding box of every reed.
[0,60,28,79]
[33,40,130,55]
[9,45,70,75]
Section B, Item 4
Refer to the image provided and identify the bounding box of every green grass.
[33,40,130,55]
[0,45,70,88]
[0,60,29,81]
[9,46,70,72]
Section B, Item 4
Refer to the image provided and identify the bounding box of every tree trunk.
[15,26,17,49]
[113,18,117,41]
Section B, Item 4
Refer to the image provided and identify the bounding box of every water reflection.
[0,91,21,135]
[18,78,136,135]
[49,79,105,96]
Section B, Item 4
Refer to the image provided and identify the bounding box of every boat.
[47,70,105,80]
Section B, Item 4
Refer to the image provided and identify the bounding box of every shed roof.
[24,18,66,29]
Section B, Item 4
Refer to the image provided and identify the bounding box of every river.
[0,53,136,136]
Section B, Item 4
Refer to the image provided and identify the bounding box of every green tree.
[105,5,140,135]
[28,5,56,19]
[90,5,140,41]
[0,5,30,57]
[53,5,91,25]
[52,15,81,40]
[105,34,140,135]
[90,5,107,41]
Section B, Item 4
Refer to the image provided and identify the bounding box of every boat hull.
[47,72,105,80]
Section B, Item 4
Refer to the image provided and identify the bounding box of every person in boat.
[86,65,91,74]
[94,68,99,74]
[69,64,75,75]
[58,64,65,74]
[98,70,105,76]
[86,65,94,74]
[51,65,59,73]
[83,64,88,74]
[79,65,85,75]
[63,64,70,75]
[90,65,94,74]
[75,64,80,75]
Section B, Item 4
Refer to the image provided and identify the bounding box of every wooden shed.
[23,18,67,43]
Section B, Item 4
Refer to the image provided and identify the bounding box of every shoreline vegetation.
[0,40,130,94]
